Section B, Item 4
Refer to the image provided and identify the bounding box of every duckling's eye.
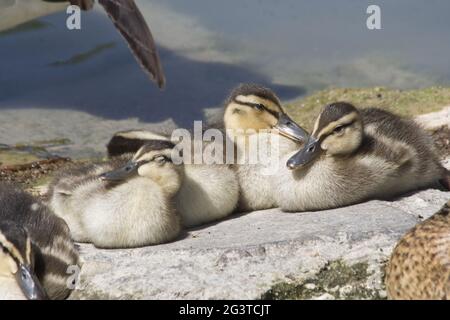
[154,155,171,164]
[333,126,345,135]
[254,104,265,111]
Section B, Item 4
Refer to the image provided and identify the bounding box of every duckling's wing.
[98,0,165,88]
[107,129,170,157]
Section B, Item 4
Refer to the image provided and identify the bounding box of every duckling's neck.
[149,170,183,197]
[230,131,299,163]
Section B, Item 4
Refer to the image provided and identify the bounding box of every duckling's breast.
[235,133,301,211]
[176,164,239,226]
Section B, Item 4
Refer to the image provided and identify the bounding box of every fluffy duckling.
[48,141,182,248]
[385,200,449,299]
[105,84,308,214]
[223,84,308,211]
[276,102,448,211]
[0,183,80,300]
[110,140,239,227]
[107,133,239,227]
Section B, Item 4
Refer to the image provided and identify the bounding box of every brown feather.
[98,0,165,88]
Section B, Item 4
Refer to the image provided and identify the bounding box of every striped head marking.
[101,141,183,195]
[287,102,363,169]
[224,83,308,142]
[0,222,48,300]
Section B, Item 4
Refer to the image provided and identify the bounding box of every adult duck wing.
[98,0,165,88]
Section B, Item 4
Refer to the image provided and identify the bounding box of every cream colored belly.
[176,164,239,227]
[236,165,277,211]
[235,134,300,212]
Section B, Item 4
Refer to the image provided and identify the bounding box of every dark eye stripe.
[232,99,279,118]
[0,242,22,267]
[332,121,354,134]
[136,159,151,166]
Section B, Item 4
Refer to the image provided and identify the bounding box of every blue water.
[0,0,449,127]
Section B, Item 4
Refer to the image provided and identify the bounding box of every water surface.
[0,0,449,156]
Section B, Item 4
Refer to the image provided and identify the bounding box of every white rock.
[415,106,450,130]
[315,293,336,300]
[304,283,316,290]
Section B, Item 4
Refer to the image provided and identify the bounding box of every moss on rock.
[262,260,385,300]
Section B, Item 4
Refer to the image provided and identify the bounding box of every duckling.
[385,200,450,299]
[110,142,239,227]
[43,0,165,88]
[48,140,182,248]
[0,183,80,300]
[105,84,309,213]
[105,84,308,214]
[276,102,448,211]
[223,83,308,211]
[106,131,240,227]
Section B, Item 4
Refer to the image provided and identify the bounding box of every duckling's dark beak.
[99,161,139,181]
[287,136,320,170]
[15,263,48,300]
[275,113,309,143]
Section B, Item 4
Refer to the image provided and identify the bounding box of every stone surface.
[415,106,450,130]
[2,103,446,299]
[71,189,450,300]
[0,109,178,159]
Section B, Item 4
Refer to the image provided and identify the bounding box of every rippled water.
[0,0,449,156]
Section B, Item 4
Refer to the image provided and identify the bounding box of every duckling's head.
[0,222,48,300]
[100,140,183,195]
[287,102,363,169]
[224,83,308,142]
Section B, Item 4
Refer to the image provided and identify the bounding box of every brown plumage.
[0,183,80,300]
[385,200,450,300]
